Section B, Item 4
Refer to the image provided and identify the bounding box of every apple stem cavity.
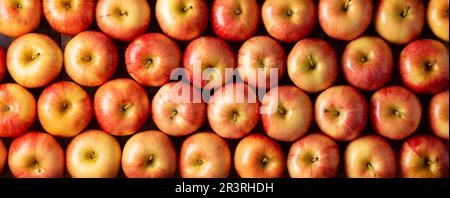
[170,110,178,120]
[235,8,241,15]
[260,156,269,166]
[183,5,194,12]
[367,163,377,177]
[401,6,410,18]
[120,11,128,16]
[30,53,40,61]
[360,55,368,63]
[147,154,154,165]
[145,59,153,69]
[1,105,11,112]
[425,60,437,72]
[287,9,294,17]
[308,55,316,70]
[121,103,134,112]
[325,109,340,117]
[196,159,203,165]
[393,109,402,118]
[311,156,319,163]
[343,0,352,12]
[232,111,239,122]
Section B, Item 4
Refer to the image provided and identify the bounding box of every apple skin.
[125,33,181,87]
[66,130,122,178]
[0,0,41,38]
[342,36,393,91]
[287,133,340,178]
[0,46,5,82]
[179,132,231,178]
[94,78,150,136]
[0,83,36,138]
[315,85,368,141]
[429,90,449,140]
[399,39,449,94]
[7,33,63,88]
[400,134,449,178]
[156,0,209,41]
[287,38,338,93]
[122,131,177,178]
[262,0,316,43]
[261,86,312,142]
[43,0,94,35]
[427,0,449,42]
[211,0,259,42]
[37,81,92,138]
[375,0,424,45]
[8,131,64,178]
[0,139,6,173]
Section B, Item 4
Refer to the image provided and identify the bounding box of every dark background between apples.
[0,0,448,178]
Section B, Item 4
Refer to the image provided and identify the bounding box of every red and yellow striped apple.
[43,0,94,35]
[427,0,448,42]
[0,0,41,37]
[429,90,449,140]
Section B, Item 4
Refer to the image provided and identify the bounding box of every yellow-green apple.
[211,0,259,42]
[66,130,121,178]
[319,0,373,41]
[237,36,285,89]
[37,81,92,138]
[261,86,312,142]
[125,33,181,87]
[156,0,208,41]
[0,139,6,173]
[427,0,449,41]
[0,0,41,38]
[344,135,396,178]
[179,132,231,178]
[342,36,393,91]
[8,131,64,178]
[400,134,449,178]
[375,0,424,45]
[234,134,285,178]
[315,85,367,141]
[43,0,94,35]
[262,0,316,43]
[207,83,259,139]
[287,133,339,178]
[0,46,5,82]
[96,0,150,42]
[287,38,338,93]
[399,39,449,94]
[7,33,62,88]
[122,130,177,178]
[0,83,36,137]
[429,90,449,140]
[94,78,149,136]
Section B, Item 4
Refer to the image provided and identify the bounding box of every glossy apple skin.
[8,131,64,178]
[179,132,231,178]
[0,0,41,38]
[94,79,150,136]
[400,134,449,178]
[156,0,208,41]
[342,36,393,91]
[66,130,121,178]
[429,90,449,140]
[43,0,94,35]
[126,33,181,87]
[7,33,62,88]
[427,0,449,41]
[0,83,36,138]
[0,46,5,82]
[122,131,177,178]
[262,0,316,43]
[96,0,150,42]
[212,0,259,42]
[375,0,424,45]
[287,38,338,93]
[399,39,449,94]
[262,86,312,142]
[0,139,6,173]
[37,81,92,138]
[315,85,367,141]
[287,133,339,178]
[152,82,205,136]
[237,36,285,89]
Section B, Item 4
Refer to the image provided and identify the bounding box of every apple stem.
[393,109,402,118]
[1,105,10,112]
[16,4,22,9]
[183,5,194,12]
[145,59,153,69]
[324,109,340,117]
[235,8,241,15]
[308,55,316,70]
[287,9,294,16]
[120,11,128,16]
[343,0,352,11]
[426,159,439,166]
[232,112,238,122]
[122,103,133,112]
[277,106,286,115]
[31,53,40,61]
[261,156,269,166]
[170,110,178,119]
[311,156,319,163]
[367,163,377,177]
[401,6,410,18]
[425,60,437,71]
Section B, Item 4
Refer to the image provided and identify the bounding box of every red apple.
[427,0,449,42]
[0,46,5,82]
[43,0,95,35]
[429,90,449,140]
[0,139,6,173]
[0,0,41,38]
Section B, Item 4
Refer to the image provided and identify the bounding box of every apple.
[261,0,316,43]
[261,86,312,142]
[315,85,367,141]
[0,0,41,38]
[43,0,95,35]
[94,78,150,136]
[37,81,92,138]
[0,83,36,138]
[0,139,6,173]
[341,36,393,91]
[287,133,340,178]
[8,131,64,178]
[211,0,259,42]
[66,130,121,178]
[399,39,449,94]
[122,130,177,178]
[155,0,208,41]
[7,33,62,88]
[427,0,449,41]
[125,33,181,87]
[429,90,449,140]
[400,134,449,178]
[179,132,231,178]
[375,0,424,45]
[287,38,338,93]
[0,46,5,82]
[64,31,118,87]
